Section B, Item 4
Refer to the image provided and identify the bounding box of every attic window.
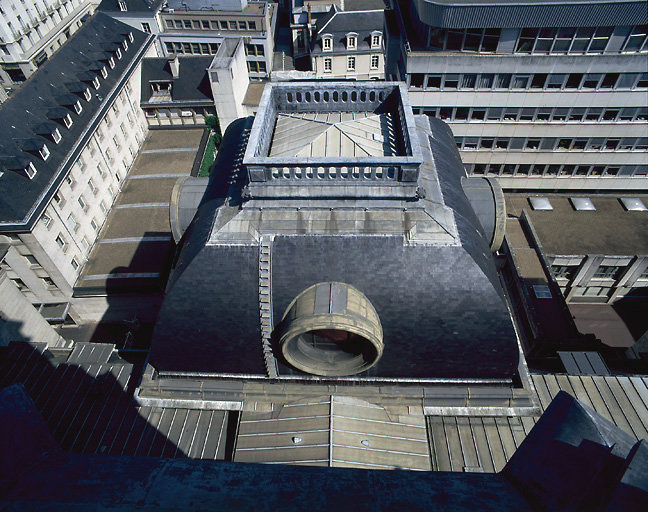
[570,197,596,211]
[528,197,553,211]
[93,76,100,89]
[64,114,73,128]
[74,101,82,114]
[118,0,127,11]
[25,161,37,179]
[371,33,382,48]
[122,39,129,51]
[116,48,122,59]
[109,57,115,69]
[322,36,332,51]
[128,32,134,43]
[84,88,91,101]
[39,145,50,161]
[620,197,647,211]
[346,33,357,50]
[101,66,108,78]
[52,128,62,144]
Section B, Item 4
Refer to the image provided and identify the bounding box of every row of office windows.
[516,25,647,54]
[408,72,648,91]
[163,18,258,31]
[247,61,267,73]
[552,264,648,282]
[468,163,647,177]
[455,136,648,152]
[413,105,648,123]
[165,41,220,55]
[425,25,647,54]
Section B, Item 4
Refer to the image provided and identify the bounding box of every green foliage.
[205,115,221,135]
[198,133,219,177]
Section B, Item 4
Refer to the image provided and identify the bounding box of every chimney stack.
[307,4,312,25]
[169,56,180,78]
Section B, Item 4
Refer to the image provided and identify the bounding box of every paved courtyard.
[75,129,204,295]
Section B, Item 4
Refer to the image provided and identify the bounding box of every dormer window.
[322,35,332,51]
[52,128,61,143]
[101,66,108,78]
[346,33,357,50]
[109,57,115,69]
[93,76,100,89]
[74,100,82,114]
[25,161,37,179]
[118,0,127,11]
[371,32,382,48]
[122,39,129,51]
[116,48,122,59]
[128,32,134,43]
[64,114,73,128]
[39,144,50,161]
[84,88,91,101]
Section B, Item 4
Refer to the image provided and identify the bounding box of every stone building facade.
[0,14,154,321]
[0,0,98,97]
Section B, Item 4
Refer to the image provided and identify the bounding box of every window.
[551,265,578,280]
[83,88,91,101]
[324,57,332,72]
[56,234,66,250]
[63,114,73,128]
[25,254,39,266]
[166,20,174,30]
[91,219,98,232]
[347,56,355,71]
[248,21,256,30]
[88,179,97,194]
[78,196,87,211]
[39,145,50,160]
[371,33,381,48]
[108,57,115,69]
[93,76,100,89]
[229,21,236,30]
[370,55,379,69]
[346,34,357,50]
[623,25,648,52]
[201,20,209,29]
[74,101,82,114]
[71,258,79,271]
[322,36,332,50]
[141,22,151,33]
[593,265,623,280]
[11,278,28,291]
[67,214,77,230]
[101,66,108,79]
[526,139,540,150]
[42,214,52,227]
[118,0,127,11]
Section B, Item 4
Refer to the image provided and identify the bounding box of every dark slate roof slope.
[313,8,385,54]
[0,13,152,229]
[140,57,214,105]
[98,0,163,13]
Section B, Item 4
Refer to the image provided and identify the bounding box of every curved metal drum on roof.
[279,282,384,377]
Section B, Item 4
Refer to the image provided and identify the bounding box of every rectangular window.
[370,55,379,69]
[202,20,210,29]
[324,58,332,72]
[184,20,192,29]
[56,234,66,249]
[71,258,79,271]
[141,23,151,34]
[248,21,256,30]
[67,214,77,230]
[347,56,355,71]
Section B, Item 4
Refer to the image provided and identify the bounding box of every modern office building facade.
[0,14,154,319]
[390,0,648,190]
[156,0,277,81]
[0,0,98,96]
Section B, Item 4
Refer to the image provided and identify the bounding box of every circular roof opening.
[279,282,383,377]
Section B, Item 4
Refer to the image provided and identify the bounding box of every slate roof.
[149,114,520,381]
[140,57,214,106]
[98,0,163,13]
[0,13,152,230]
[312,7,385,55]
